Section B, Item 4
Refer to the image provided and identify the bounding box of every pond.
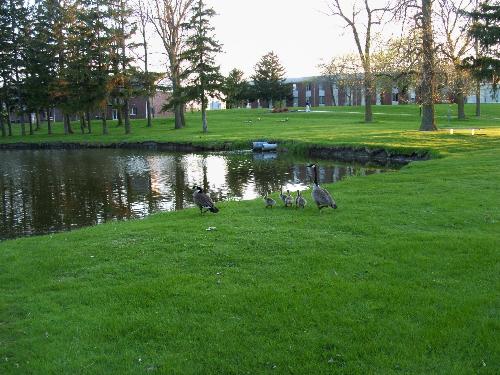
[0,149,401,240]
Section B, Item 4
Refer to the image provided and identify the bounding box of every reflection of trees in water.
[224,155,253,197]
[0,150,390,239]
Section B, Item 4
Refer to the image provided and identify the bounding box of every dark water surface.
[0,149,399,239]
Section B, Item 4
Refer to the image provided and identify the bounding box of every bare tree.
[327,0,390,122]
[436,0,476,119]
[150,0,193,129]
[135,0,153,127]
[372,32,421,103]
[320,54,364,106]
[393,0,438,130]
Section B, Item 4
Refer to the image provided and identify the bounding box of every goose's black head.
[192,185,203,193]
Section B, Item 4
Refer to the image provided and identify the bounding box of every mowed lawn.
[0,104,499,374]
[2,104,500,154]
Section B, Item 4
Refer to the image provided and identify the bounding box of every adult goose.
[192,186,219,214]
[307,164,337,210]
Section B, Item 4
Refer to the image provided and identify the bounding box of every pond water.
[0,149,400,240]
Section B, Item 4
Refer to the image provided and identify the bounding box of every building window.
[392,93,399,102]
[319,96,325,105]
[130,106,137,116]
[293,98,299,107]
[306,83,312,91]
[293,83,297,90]
[318,82,324,91]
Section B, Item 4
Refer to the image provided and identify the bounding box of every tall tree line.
[0,0,138,137]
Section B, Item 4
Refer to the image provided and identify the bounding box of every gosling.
[295,190,307,208]
[284,190,293,207]
[263,193,276,208]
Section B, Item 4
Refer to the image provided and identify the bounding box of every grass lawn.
[0,104,499,374]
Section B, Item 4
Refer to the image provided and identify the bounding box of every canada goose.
[263,192,276,208]
[192,186,219,214]
[295,190,307,208]
[284,190,293,207]
[307,164,337,210]
[279,187,287,205]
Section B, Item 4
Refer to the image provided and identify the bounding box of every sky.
[145,0,384,79]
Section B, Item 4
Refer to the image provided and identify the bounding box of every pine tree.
[223,68,249,109]
[109,0,136,135]
[464,1,500,88]
[182,0,223,133]
[24,0,60,135]
[252,51,289,109]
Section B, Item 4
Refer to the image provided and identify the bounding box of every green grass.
[3,104,500,155]
[1,104,499,374]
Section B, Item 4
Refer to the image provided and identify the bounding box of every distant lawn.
[1,104,499,374]
[2,104,500,155]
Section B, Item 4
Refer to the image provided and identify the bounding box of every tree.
[464,1,500,95]
[150,0,194,129]
[134,0,154,127]
[182,0,223,133]
[372,33,421,104]
[328,0,390,122]
[223,68,249,109]
[23,0,60,135]
[109,0,136,135]
[394,0,438,131]
[319,54,364,106]
[252,51,289,108]
[435,0,476,119]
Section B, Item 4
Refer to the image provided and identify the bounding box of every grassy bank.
[1,104,499,374]
[2,104,500,155]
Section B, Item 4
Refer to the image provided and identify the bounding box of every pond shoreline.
[0,140,430,164]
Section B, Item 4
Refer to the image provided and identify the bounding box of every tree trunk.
[202,99,207,133]
[117,106,123,127]
[0,105,5,137]
[47,108,52,135]
[6,107,12,136]
[80,114,85,134]
[64,113,70,135]
[64,114,73,134]
[35,111,40,131]
[28,112,33,135]
[20,112,26,136]
[102,110,108,135]
[86,111,92,134]
[420,0,437,131]
[174,104,184,129]
[475,81,481,117]
[457,92,466,120]
[146,97,152,127]
[364,76,373,122]
[124,99,131,134]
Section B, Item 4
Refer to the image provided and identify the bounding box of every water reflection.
[0,149,397,239]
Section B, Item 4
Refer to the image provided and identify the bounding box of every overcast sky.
[145,0,399,79]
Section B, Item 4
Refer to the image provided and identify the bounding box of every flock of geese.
[192,163,337,214]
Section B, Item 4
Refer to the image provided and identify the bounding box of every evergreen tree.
[24,0,60,134]
[109,0,136,135]
[252,51,289,109]
[0,0,11,136]
[464,1,500,88]
[223,68,249,109]
[182,0,223,133]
